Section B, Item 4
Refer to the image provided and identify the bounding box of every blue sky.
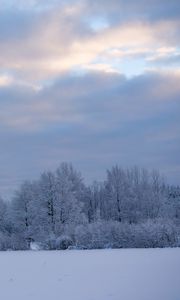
[0,0,180,199]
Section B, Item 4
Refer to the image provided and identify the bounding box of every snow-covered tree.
[0,163,179,250]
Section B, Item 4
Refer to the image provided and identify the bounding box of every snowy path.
[0,248,180,300]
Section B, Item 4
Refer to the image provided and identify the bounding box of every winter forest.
[0,163,180,251]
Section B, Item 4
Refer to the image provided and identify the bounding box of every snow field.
[0,248,180,300]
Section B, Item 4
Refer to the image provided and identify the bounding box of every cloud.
[86,0,180,23]
[0,1,179,199]
[0,3,179,81]
[0,70,179,199]
[1,70,180,131]
[0,74,13,86]
[146,47,180,68]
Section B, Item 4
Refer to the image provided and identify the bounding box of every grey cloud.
[86,0,180,23]
[0,3,91,43]
[0,70,179,199]
[0,9,40,41]
[149,54,180,66]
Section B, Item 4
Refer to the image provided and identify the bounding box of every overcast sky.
[0,0,180,199]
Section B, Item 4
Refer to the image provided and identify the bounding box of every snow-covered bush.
[43,237,57,250]
[30,242,42,251]
[56,235,73,250]
[129,219,178,248]
[0,232,10,250]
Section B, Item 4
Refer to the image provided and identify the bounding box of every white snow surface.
[0,248,180,300]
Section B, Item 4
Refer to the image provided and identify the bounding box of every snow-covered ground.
[0,248,180,300]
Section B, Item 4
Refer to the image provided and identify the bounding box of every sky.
[0,0,180,199]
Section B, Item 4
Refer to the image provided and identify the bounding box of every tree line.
[0,163,180,250]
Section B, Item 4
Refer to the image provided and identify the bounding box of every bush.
[0,231,10,250]
[74,219,178,249]
[42,237,57,250]
[56,235,73,250]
